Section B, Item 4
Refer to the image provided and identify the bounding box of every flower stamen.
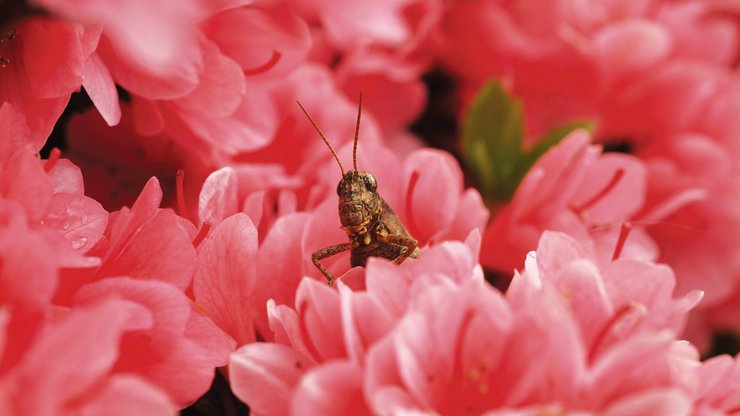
[192,221,212,247]
[612,222,632,261]
[175,169,187,218]
[588,302,646,364]
[43,148,62,173]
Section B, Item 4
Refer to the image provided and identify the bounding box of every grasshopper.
[297,93,420,286]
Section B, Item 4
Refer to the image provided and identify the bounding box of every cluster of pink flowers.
[3,0,740,414]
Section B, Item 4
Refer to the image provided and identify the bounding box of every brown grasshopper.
[297,92,420,286]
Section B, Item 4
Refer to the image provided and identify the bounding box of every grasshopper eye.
[364,173,377,192]
[336,179,345,195]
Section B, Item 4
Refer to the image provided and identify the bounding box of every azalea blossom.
[3,0,740,413]
[230,231,708,415]
[481,130,658,275]
[439,0,740,344]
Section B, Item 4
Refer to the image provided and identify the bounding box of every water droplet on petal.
[71,237,88,250]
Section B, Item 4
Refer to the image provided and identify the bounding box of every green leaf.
[461,79,594,203]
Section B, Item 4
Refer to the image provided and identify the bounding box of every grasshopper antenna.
[297,100,345,176]
[353,91,363,172]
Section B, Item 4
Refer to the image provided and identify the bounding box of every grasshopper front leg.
[312,241,357,286]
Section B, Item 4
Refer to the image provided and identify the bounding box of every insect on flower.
[297,92,421,286]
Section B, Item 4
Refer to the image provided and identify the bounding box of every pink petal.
[660,1,737,65]
[75,277,189,338]
[609,259,677,310]
[9,299,152,415]
[410,241,481,287]
[504,282,586,405]
[204,8,311,78]
[72,374,176,416]
[76,277,231,406]
[292,361,372,416]
[242,191,265,230]
[339,72,426,131]
[0,20,71,148]
[403,149,463,243]
[230,343,313,416]
[46,158,84,194]
[21,18,88,98]
[365,258,410,318]
[0,203,59,306]
[184,310,237,365]
[593,20,672,84]
[437,188,489,243]
[99,209,197,289]
[535,231,592,277]
[198,167,239,225]
[365,336,418,413]
[106,177,163,244]
[0,149,53,222]
[318,0,412,48]
[338,285,395,362]
[295,278,346,361]
[267,300,311,355]
[194,213,258,345]
[173,38,245,118]
[0,103,33,158]
[82,52,121,126]
[96,34,202,100]
[550,259,613,345]
[176,82,277,153]
[42,193,108,253]
[587,333,675,407]
[571,153,647,223]
[0,309,9,363]
[99,178,196,290]
[602,389,691,416]
[253,212,311,337]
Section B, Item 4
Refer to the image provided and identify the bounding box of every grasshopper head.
[337,170,380,230]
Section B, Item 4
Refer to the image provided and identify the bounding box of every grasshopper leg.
[376,232,419,265]
[312,242,356,286]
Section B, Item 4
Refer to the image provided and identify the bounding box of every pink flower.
[31,0,210,79]
[202,7,311,80]
[439,0,740,333]
[248,138,486,336]
[53,177,197,303]
[693,354,740,413]
[74,277,235,406]
[364,278,697,414]
[481,130,657,275]
[297,0,417,50]
[0,18,99,152]
[0,300,175,415]
[230,240,481,415]
[0,148,107,265]
[93,177,197,289]
[516,231,703,359]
